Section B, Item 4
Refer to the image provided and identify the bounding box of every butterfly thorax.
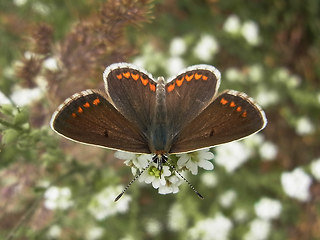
[148,77,170,154]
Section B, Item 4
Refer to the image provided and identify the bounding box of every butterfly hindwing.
[169,90,267,153]
[103,63,157,134]
[50,90,150,153]
[165,65,221,137]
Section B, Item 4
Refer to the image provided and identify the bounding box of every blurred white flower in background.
[169,37,187,56]
[145,218,162,236]
[281,168,312,202]
[0,91,10,105]
[88,185,131,220]
[219,190,237,208]
[44,186,74,210]
[244,219,271,240]
[223,15,241,35]
[225,67,244,82]
[47,224,62,239]
[295,117,315,136]
[233,208,248,223]
[13,0,28,6]
[248,64,264,82]
[43,57,59,71]
[259,141,278,161]
[166,56,185,76]
[310,158,320,181]
[215,141,252,173]
[168,203,187,231]
[193,34,219,62]
[188,214,233,240]
[9,87,43,106]
[254,197,282,220]
[200,172,218,188]
[86,227,104,240]
[255,87,279,107]
[241,21,260,46]
[177,149,214,175]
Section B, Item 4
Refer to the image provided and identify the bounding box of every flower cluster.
[115,149,214,195]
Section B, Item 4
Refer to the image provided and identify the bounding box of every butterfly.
[50,63,267,199]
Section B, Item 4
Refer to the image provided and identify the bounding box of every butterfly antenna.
[162,156,204,199]
[114,160,153,202]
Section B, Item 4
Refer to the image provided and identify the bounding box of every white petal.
[198,159,214,170]
[187,161,198,175]
[177,154,189,166]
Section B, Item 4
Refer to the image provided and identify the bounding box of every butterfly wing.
[169,90,267,154]
[165,65,221,138]
[50,90,150,153]
[103,63,157,134]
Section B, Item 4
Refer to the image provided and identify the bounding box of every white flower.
[255,87,279,107]
[11,87,43,106]
[43,57,59,71]
[233,208,248,223]
[88,185,131,220]
[47,225,61,239]
[254,197,282,220]
[0,91,10,105]
[225,68,244,82]
[193,34,219,61]
[188,214,233,240]
[86,227,104,240]
[244,219,271,240]
[139,164,172,189]
[201,172,218,188]
[177,149,214,175]
[243,133,264,148]
[219,190,237,208]
[169,37,187,56]
[44,186,74,210]
[296,117,315,136]
[114,151,151,175]
[145,219,162,236]
[248,64,263,82]
[166,57,185,76]
[241,21,260,46]
[281,168,312,202]
[13,0,28,6]
[32,2,50,15]
[158,175,182,195]
[168,203,187,231]
[223,15,241,35]
[310,158,320,181]
[259,141,278,161]
[215,141,252,173]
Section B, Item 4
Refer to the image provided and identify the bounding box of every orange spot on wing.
[83,102,90,108]
[123,72,130,78]
[167,83,175,92]
[116,74,122,80]
[149,83,156,92]
[236,106,242,112]
[185,74,194,81]
[242,111,247,117]
[71,113,77,118]
[176,76,184,87]
[195,72,202,80]
[140,76,149,86]
[229,101,236,107]
[78,107,83,113]
[131,73,139,80]
[220,98,228,105]
[93,98,100,105]
[202,75,208,80]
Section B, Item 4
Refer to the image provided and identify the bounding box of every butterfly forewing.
[169,90,267,154]
[165,65,221,138]
[50,90,150,153]
[103,63,157,135]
